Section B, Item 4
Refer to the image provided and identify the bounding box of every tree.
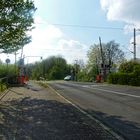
[0,0,36,53]
[104,41,125,66]
[87,40,125,79]
[48,66,64,80]
[30,56,69,80]
[87,44,101,72]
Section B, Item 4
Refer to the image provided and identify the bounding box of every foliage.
[37,82,48,88]
[87,40,125,80]
[0,0,36,53]
[31,62,41,80]
[119,61,140,73]
[77,70,90,82]
[107,61,140,86]
[30,56,70,80]
[133,65,140,75]
[0,63,15,77]
[0,63,17,90]
[107,72,140,86]
[87,40,125,67]
[48,65,64,80]
[0,83,7,92]
[87,44,101,70]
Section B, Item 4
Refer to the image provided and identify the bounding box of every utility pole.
[95,57,99,74]
[75,60,78,81]
[99,37,104,65]
[99,37,105,81]
[134,28,136,60]
[15,51,19,75]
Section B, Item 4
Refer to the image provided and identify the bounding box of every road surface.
[48,81,140,140]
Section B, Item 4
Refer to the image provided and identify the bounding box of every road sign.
[5,58,10,64]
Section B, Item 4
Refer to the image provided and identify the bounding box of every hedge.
[107,72,140,86]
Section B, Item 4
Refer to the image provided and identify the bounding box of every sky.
[1,0,140,64]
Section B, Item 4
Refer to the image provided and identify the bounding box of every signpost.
[5,58,10,71]
[5,58,10,64]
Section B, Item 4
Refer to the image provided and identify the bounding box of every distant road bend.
[48,81,140,140]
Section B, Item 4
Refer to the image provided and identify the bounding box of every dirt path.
[0,82,118,140]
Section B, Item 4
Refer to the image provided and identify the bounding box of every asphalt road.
[48,81,140,140]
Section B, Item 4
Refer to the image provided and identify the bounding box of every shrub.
[107,72,140,86]
[108,60,140,86]
[119,61,140,73]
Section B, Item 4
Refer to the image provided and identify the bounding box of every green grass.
[37,81,48,88]
[0,84,7,92]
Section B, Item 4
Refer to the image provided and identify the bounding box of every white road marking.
[82,84,107,88]
[82,85,90,88]
[86,87,140,98]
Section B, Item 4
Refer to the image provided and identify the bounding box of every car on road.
[64,75,71,81]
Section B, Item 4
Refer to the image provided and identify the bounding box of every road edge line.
[47,84,124,140]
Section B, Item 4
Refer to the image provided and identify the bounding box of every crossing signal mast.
[99,37,106,81]
[133,28,136,60]
[133,28,140,61]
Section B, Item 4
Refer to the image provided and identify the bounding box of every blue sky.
[35,0,125,43]
[2,0,140,64]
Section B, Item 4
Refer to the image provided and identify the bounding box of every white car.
[64,75,71,81]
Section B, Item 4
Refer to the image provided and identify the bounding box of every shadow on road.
[0,97,116,140]
[86,110,140,140]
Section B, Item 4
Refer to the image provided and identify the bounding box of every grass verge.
[37,81,48,88]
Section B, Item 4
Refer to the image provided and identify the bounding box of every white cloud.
[58,39,88,63]
[100,0,140,27]
[34,16,48,24]
[100,0,140,59]
[22,17,88,64]
[1,17,88,64]
[124,24,135,34]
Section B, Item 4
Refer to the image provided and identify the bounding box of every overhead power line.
[36,22,123,30]
[52,24,123,30]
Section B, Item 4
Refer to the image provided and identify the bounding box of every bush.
[0,64,16,78]
[107,72,140,86]
[108,60,140,86]
[77,71,88,82]
[119,61,140,73]
[0,83,7,92]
